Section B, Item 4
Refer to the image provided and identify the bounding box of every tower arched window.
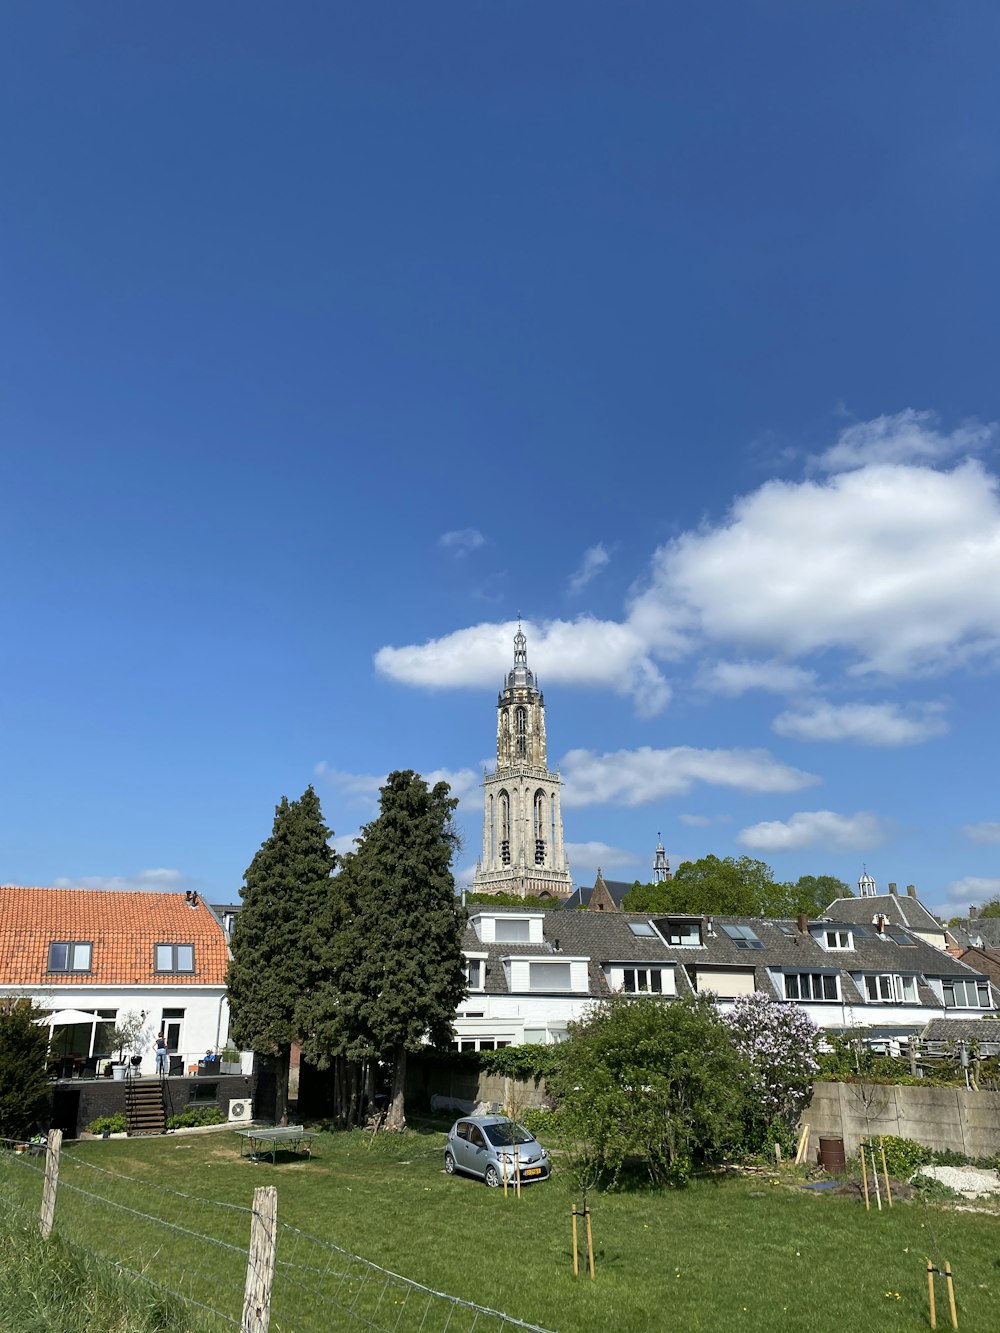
[533,790,546,865]
[515,707,527,758]
[498,791,511,866]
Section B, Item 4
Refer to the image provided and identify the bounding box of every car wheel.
[484,1164,502,1189]
[444,1151,457,1176]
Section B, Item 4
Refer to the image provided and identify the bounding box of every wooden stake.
[794,1124,809,1165]
[514,1143,521,1199]
[870,1145,882,1212]
[242,1185,278,1333]
[571,1206,579,1276]
[860,1142,870,1212]
[584,1206,595,1280]
[944,1262,957,1330]
[879,1140,893,1208]
[774,1142,782,1164]
[927,1260,937,1330]
[502,1148,508,1199]
[40,1128,62,1240]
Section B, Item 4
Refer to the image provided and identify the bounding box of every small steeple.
[653,835,671,883]
[858,865,877,898]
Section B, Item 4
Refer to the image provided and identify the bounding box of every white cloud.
[375,618,673,717]
[438,528,486,556]
[379,416,1000,710]
[53,868,188,893]
[564,841,640,871]
[559,746,819,808]
[817,410,996,472]
[678,813,731,827]
[633,457,1000,676]
[698,659,817,696]
[962,821,1000,845]
[568,543,611,595]
[939,875,1000,910]
[331,832,362,859]
[737,810,889,853]
[772,701,949,746]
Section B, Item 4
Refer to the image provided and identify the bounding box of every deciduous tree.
[549,995,747,1186]
[226,786,336,1124]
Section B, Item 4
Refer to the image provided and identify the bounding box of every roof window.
[722,924,764,951]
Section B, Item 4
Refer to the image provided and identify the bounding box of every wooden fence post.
[242,1185,278,1333]
[40,1128,62,1239]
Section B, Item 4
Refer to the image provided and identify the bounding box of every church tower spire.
[472,624,572,900]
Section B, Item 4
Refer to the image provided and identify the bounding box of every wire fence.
[0,1137,556,1333]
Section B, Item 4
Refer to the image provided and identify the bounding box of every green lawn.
[3,1124,999,1333]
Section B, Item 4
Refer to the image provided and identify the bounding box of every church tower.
[472,625,573,899]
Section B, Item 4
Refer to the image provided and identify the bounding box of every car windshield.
[483,1122,534,1147]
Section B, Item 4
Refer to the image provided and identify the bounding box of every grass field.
[3,1122,999,1332]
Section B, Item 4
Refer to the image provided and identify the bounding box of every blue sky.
[3,3,1000,917]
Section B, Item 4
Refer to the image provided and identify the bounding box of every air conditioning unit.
[228,1098,252,1123]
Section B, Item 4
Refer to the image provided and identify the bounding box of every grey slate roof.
[949,918,1000,950]
[460,908,994,1007]
[824,893,945,934]
[920,1017,1000,1043]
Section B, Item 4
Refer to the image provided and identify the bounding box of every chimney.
[888,882,897,895]
[796,913,809,934]
[906,884,916,898]
[970,905,977,921]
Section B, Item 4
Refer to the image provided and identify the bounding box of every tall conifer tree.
[226,785,335,1123]
[335,770,467,1131]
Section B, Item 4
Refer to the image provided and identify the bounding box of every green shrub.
[864,1135,932,1179]
[519,1107,568,1142]
[166,1107,226,1129]
[86,1114,127,1136]
[478,1043,562,1080]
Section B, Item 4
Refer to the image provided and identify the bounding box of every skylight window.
[628,922,656,937]
[722,924,764,950]
[887,929,915,946]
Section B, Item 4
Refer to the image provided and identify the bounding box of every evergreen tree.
[0,997,51,1139]
[331,770,467,1132]
[226,785,336,1124]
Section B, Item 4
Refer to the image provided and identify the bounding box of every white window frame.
[821,930,853,951]
[783,972,840,1002]
[942,978,993,1009]
[622,967,665,994]
[463,953,488,992]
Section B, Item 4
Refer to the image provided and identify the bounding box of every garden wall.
[802,1080,1000,1160]
[405,1054,549,1115]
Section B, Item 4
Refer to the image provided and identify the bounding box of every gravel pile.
[916,1165,1000,1198]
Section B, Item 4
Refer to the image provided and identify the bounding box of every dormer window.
[822,929,853,951]
[494,919,531,943]
[464,955,487,991]
[653,917,703,947]
[47,941,92,973]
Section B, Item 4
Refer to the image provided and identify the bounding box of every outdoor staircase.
[124,1077,167,1136]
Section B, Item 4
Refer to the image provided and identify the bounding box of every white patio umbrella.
[35,1009,100,1027]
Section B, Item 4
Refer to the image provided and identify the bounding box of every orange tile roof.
[0,886,230,988]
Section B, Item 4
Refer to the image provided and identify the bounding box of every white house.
[0,884,236,1076]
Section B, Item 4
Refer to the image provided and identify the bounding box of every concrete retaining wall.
[405,1055,549,1115]
[802,1080,1000,1160]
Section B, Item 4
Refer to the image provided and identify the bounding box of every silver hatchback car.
[444,1115,551,1187]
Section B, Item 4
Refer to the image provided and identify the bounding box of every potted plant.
[110,1010,147,1080]
[220,1045,242,1075]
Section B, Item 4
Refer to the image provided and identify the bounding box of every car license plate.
[522,1167,542,1177]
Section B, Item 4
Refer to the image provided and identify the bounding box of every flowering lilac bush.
[725,992,821,1148]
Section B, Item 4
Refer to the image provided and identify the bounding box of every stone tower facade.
[472,627,573,899]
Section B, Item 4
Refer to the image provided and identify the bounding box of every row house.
[453,906,998,1051]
